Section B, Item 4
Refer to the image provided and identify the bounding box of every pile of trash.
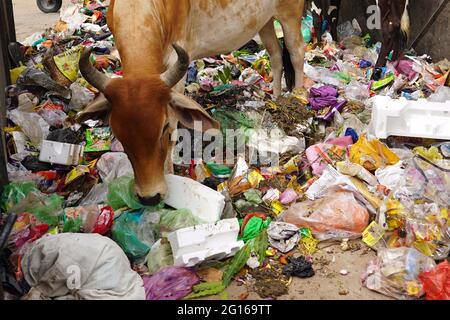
[1,0,449,301]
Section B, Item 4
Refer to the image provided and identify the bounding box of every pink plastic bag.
[143,267,200,300]
[281,189,369,241]
[306,143,348,176]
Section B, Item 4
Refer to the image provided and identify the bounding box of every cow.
[375,0,410,68]
[311,0,342,42]
[78,0,306,206]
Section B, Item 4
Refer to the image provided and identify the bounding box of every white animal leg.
[259,19,283,97]
[278,16,305,89]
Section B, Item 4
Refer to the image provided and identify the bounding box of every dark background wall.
[337,0,450,61]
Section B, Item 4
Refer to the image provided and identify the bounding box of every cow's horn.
[79,47,110,93]
[161,44,190,88]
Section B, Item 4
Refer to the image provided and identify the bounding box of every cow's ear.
[169,91,220,131]
[76,93,112,124]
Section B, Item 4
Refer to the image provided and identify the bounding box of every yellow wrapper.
[54,45,84,82]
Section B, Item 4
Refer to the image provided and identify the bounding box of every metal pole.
[0,0,15,193]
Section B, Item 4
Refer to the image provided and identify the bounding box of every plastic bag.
[38,109,68,127]
[306,143,347,176]
[345,80,370,102]
[53,45,83,83]
[68,82,96,110]
[80,183,108,206]
[63,205,114,235]
[107,176,144,211]
[8,110,50,149]
[85,128,113,152]
[16,66,71,99]
[8,191,63,226]
[362,248,436,300]
[238,214,271,243]
[159,209,205,236]
[146,239,174,275]
[112,211,156,260]
[419,261,450,300]
[282,188,369,241]
[97,153,134,184]
[8,213,49,251]
[350,135,400,172]
[143,267,200,300]
[268,222,300,253]
[1,181,39,211]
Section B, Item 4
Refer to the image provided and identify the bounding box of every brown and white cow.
[79,0,306,205]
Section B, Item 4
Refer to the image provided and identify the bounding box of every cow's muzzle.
[138,194,162,206]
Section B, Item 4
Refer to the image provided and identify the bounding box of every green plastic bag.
[207,163,232,178]
[107,176,145,211]
[1,182,39,211]
[159,209,205,236]
[238,216,271,243]
[6,187,63,226]
[112,211,153,260]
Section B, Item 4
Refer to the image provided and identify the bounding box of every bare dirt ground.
[10,0,390,301]
[13,0,64,42]
[208,240,391,301]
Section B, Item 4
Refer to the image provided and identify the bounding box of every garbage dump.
[1,0,449,300]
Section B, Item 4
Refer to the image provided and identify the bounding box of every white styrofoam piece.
[39,140,84,166]
[164,174,225,223]
[168,218,244,267]
[369,96,450,140]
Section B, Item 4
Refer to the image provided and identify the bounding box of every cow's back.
[108,0,295,73]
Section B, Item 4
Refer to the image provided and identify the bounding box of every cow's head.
[79,44,220,206]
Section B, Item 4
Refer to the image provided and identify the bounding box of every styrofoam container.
[167,218,244,267]
[164,174,225,223]
[369,96,450,140]
[39,140,84,166]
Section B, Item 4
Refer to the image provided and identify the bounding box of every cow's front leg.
[278,15,305,89]
[259,19,283,97]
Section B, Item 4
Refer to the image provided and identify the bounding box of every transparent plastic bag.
[159,209,205,236]
[111,211,155,260]
[8,110,50,149]
[362,247,436,300]
[80,183,108,206]
[1,181,39,211]
[68,82,96,110]
[281,188,370,241]
[146,239,174,275]
[97,153,134,184]
[9,191,63,227]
